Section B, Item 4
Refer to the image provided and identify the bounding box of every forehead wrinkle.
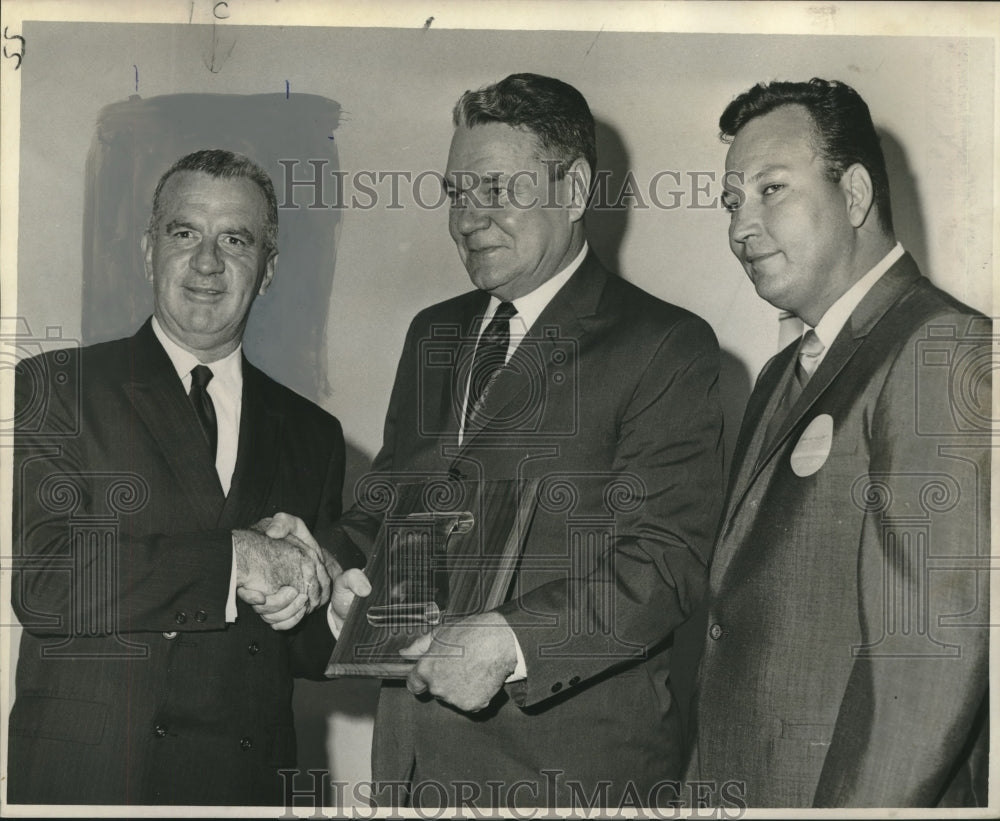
[749,164,791,183]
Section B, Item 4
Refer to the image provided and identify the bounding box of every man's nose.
[729,200,760,246]
[452,201,491,236]
[192,237,225,275]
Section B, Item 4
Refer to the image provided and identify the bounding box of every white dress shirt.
[151,317,243,621]
[805,242,905,366]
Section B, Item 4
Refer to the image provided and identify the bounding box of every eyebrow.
[163,220,257,244]
[443,171,505,191]
[163,219,195,234]
[223,227,257,245]
[748,164,792,183]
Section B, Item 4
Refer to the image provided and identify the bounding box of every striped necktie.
[464,301,517,431]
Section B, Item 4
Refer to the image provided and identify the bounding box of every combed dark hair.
[148,149,279,253]
[453,73,597,178]
[720,78,893,234]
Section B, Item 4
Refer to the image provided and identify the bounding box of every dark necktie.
[464,301,517,430]
[761,329,825,451]
[188,364,218,459]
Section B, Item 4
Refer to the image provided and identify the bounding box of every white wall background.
[3,5,995,803]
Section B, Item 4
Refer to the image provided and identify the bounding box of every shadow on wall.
[81,92,343,401]
[879,127,929,276]
[586,118,631,273]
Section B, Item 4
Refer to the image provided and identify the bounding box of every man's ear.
[841,163,875,229]
[563,157,592,223]
[258,253,277,295]
[141,232,154,283]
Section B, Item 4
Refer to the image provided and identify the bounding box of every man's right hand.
[329,568,372,632]
[233,521,332,611]
[250,569,371,632]
[238,512,371,631]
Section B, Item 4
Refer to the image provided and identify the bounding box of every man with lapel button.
[9,149,356,805]
[685,79,990,807]
[329,73,725,809]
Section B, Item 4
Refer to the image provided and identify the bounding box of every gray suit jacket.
[686,253,989,807]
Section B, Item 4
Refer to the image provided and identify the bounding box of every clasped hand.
[234,512,337,630]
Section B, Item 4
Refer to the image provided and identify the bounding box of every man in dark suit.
[685,79,990,807]
[9,149,356,805]
[329,73,725,809]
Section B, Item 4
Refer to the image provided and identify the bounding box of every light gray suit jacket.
[686,254,989,807]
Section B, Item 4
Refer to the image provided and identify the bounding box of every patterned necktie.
[464,301,517,430]
[762,329,825,451]
[794,329,825,386]
[188,364,217,458]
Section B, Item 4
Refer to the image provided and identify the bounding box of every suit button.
[569,676,580,687]
[154,724,168,738]
[448,467,464,481]
[195,610,207,623]
[709,623,724,641]
[248,641,260,656]
[174,612,187,625]
[551,682,562,693]
[162,631,178,640]
[240,737,253,751]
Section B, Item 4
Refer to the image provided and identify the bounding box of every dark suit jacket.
[333,253,725,808]
[8,319,351,805]
[686,253,990,807]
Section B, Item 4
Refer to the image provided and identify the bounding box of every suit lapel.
[719,254,924,540]
[122,321,225,529]
[457,252,604,453]
[219,361,283,530]
[723,343,797,512]
[752,333,866,469]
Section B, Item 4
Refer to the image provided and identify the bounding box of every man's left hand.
[401,612,518,712]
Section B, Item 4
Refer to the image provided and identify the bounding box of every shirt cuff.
[504,627,527,682]
[226,539,239,622]
[327,600,344,639]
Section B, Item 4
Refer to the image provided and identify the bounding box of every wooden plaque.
[326,478,539,678]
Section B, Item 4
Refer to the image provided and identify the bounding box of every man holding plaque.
[328,73,725,809]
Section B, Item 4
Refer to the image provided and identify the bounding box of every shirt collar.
[484,242,589,333]
[810,242,904,349]
[151,316,243,387]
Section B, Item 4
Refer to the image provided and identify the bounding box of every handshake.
[232,515,516,712]
[232,512,370,631]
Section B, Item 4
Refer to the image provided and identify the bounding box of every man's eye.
[762,183,784,196]
[447,189,465,207]
[171,230,193,239]
[223,236,247,247]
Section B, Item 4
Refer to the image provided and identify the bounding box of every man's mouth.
[745,250,778,265]
[466,243,503,254]
[184,285,225,299]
